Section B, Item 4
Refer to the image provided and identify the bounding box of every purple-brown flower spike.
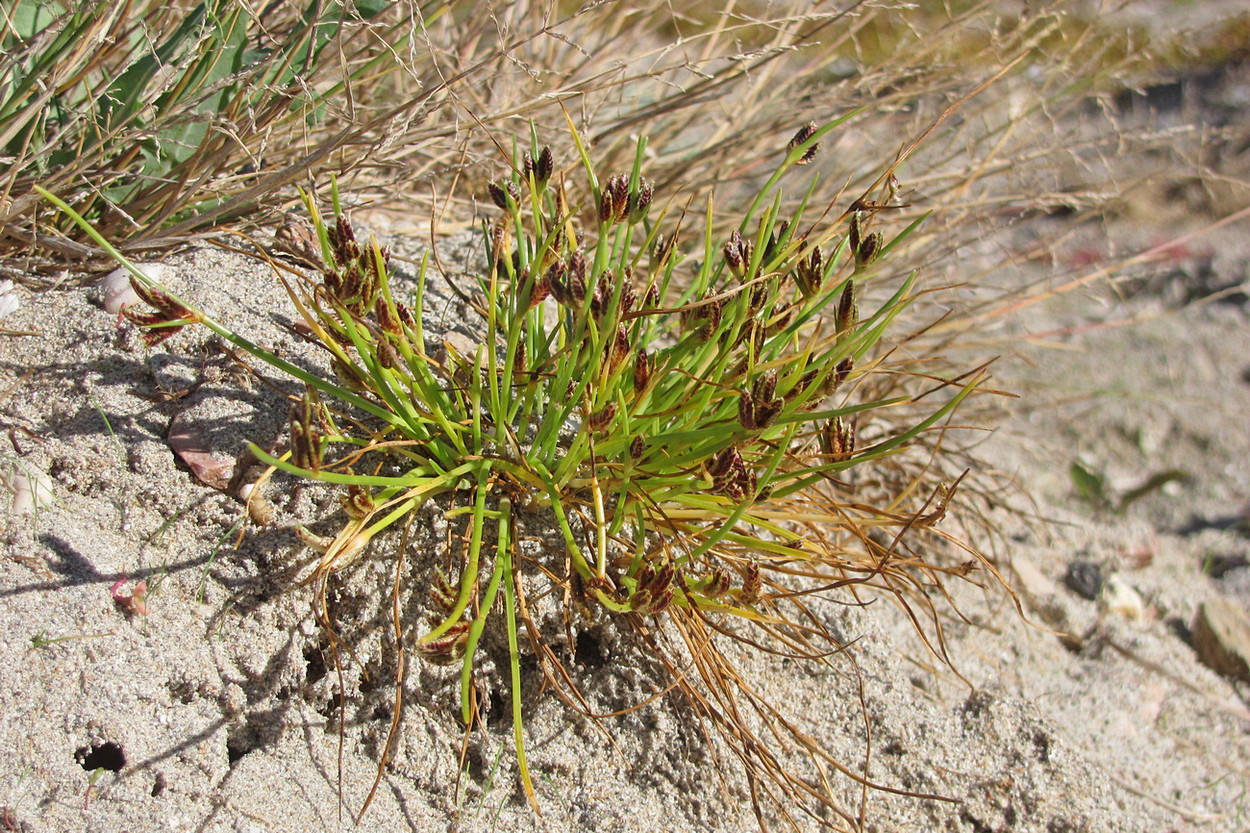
[836,280,858,334]
[737,561,762,604]
[586,401,618,432]
[821,416,856,461]
[628,179,653,224]
[609,174,630,222]
[855,230,884,270]
[634,349,651,391]
[524,145,554,190]
[724,230,751,280]
[488,180,521,211]
[652,233,675,271]
[289,398,322,474]
[794,248,824,299]
[788,121,819,165]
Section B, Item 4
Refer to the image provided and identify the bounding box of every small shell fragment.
[101,264,171,314]
[11,464,55,515]
[0,280,19,320]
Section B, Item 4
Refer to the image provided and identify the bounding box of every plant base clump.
[45,114,1003,830]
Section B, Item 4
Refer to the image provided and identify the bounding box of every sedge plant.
[41,110,996,829]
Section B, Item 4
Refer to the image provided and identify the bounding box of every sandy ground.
[2,59,1250,833]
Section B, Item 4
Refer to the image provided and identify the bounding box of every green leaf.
[1069,460,1108,509]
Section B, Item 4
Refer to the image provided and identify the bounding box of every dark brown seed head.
[848,210,864,253]
[645,283,661,309]
[752,369,778,404]
[395,300,416,330]
[794,247,824,298]
[855,231,883,270]
[527,270,551,310]
[834,356,854,389]
[535,146,554,184]
[343,484,376,519]
[704,566,731,598]
[821,416,855,461]
[609,174,630,222]
[629,179,653,224]
[415,621,471,665]
[629,435,645,460]
[836,280,858,334]
[652,233,676,270]
[738,389,756,430]
[328,215,360,266]
[546,261,569,306]
[587,401,618,432]
[724,230,748,279]
[605,324,629,371]
[289,399,322,474]
[788,121,819,164]
[488,180,520,211]
[633,349,651,391]
[620,273,636,315]
[753,398,782,430]
[738,561,762,604]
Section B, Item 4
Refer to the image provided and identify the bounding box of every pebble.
[1065,559,1103,600]
[1192,598,1250,684]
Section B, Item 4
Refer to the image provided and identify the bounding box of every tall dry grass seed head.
[43,102,1003,829]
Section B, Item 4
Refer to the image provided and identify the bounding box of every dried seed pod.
[296,525,333,552]
[836,280,858,334]
[241,482,276,526]
[629,435,645,460]
[788,121,819,164]
[342,484,376,519]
